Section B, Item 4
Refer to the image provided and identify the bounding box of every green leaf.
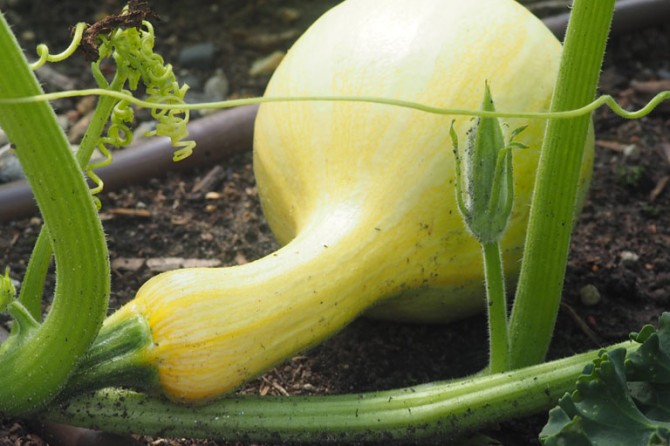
[540,313,670,446]
[627,313,670,384]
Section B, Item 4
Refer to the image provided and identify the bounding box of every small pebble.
[277,7,301,23]
[235,252,248,265]
[579,284,601,306]
[620,250,640,266]
[249,51,285,77]
[178,42,216,69]
[242,30,299,51]
[179,71,204,91]
[204,69,229,101]
[0,146,24,183]
[622,143,640,160]
[21,30,35,42]
[111,257,145,272]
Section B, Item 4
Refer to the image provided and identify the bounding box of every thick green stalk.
[42,341,636,442]
[507,0,615,368]
[0,12,110,415]
[18,73,125,319]
[483,241,509,373]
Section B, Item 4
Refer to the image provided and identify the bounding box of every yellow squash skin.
[110,0,594,402]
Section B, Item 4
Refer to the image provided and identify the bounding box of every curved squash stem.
[508,0,615,368]
[0,12,110,415]
[18,73,126,319]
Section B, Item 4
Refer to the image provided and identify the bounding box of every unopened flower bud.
[451,81,527,244]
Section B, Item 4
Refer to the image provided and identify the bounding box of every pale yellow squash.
[105,0,593,401]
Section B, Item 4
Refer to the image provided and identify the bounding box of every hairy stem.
[42,341,636,442]
[0,12,110,415]
[508,0,615,368]
[18,73,126,318]
[483,241,509,373]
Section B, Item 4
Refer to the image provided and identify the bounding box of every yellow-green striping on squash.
[94,0,594,402]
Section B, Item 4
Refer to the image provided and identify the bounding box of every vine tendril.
[20,3,195,207]
[2,89,668,123]
[75,6,194,203]
[95,18,195,164]
[87,95,134,208]
[130,21,195,161]
[30,23,86,70]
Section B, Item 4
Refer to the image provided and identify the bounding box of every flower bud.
[451,82,527,244]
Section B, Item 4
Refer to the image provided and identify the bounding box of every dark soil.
[0,1,669,445]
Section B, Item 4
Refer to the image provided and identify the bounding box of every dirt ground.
[0,1,669,445]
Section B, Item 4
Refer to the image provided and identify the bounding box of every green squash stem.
[507,0,615,369]
[0,12,110,415]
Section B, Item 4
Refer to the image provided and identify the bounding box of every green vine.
[1,88,667,122]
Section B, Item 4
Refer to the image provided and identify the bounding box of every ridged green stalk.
[0,12,110,415]
[508,0,615,368]
[18,74,125,319]
[42,341,637,442]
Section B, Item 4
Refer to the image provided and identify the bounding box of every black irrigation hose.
[544,0,670,40]
[0,105,258,221]
[1,0,669,222]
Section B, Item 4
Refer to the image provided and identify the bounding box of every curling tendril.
[30,23,86,70]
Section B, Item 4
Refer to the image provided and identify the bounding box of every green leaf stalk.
[0,11,110,415]
[508,0,616,369]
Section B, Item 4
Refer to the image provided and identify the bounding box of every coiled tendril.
[98,19,195,162]
[30,23,86,70]
[87,96,135,208]
[84,12,195,204]
[29,3,194,205]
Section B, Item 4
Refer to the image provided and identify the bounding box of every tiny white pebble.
[579,284,601,306]
[249,51,285,77]
[622,144,640,160]
[21,30,35,42]
[620,250,640,266]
